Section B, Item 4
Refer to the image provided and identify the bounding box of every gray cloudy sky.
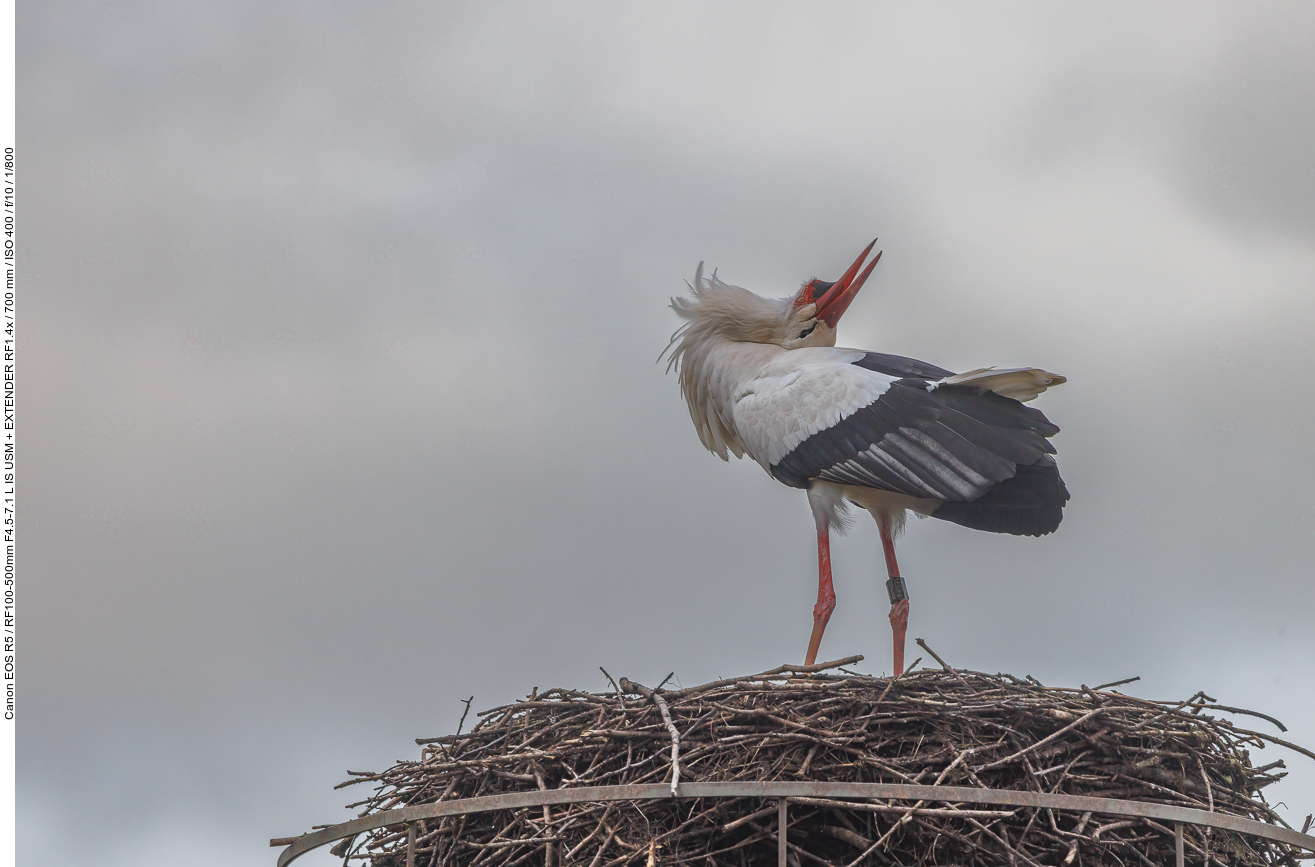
[21,3,1315,865]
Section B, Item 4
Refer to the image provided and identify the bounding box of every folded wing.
[734,352,1069,537]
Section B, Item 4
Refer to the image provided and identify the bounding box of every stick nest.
[334,659,1310,866]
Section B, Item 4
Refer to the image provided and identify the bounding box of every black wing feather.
[935,385,1060,437]
[914,420,1018,483]
[852,352,955,380]
[933,458,1070,536]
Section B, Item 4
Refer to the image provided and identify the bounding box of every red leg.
[878,517,909,676]
[804,519,836,666]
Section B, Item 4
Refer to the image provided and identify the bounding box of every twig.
[915,638,952,670]
[1196,752,1214,866]
[916,638,972,689]
[719,804,778,833]
[975,708,1104,771]
[1062,812,1091,864]
[661,656,864,698]
[599,668,623,702]
[874,658,922,704]
[1215,720,1315,764]
[619,678,681,795]
[457,696,475,736]
[1196,704,1288,732]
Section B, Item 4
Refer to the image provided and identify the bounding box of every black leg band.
[886,576,909,605]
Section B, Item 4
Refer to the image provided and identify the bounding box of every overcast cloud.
[20,3,1315,865]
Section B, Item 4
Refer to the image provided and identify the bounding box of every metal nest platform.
[274,654,1315,866]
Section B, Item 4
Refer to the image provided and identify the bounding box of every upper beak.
[813,239,881,328]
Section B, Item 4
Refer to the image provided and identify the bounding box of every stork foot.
[889,598,909,676]
[805,517,837,667]
[804,622,825,667]
[804,591,836,666]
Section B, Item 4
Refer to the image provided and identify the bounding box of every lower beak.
[816,240,881,327]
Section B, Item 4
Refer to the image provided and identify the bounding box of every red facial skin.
[794,239,882,328]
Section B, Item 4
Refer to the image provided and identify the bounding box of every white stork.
[664,241,1068,674]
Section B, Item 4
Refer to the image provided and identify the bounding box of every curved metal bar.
[277,781,1315,867]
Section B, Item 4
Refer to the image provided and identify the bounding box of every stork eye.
[797,323,817,340]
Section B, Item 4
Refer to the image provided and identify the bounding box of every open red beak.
[801,239,882,328]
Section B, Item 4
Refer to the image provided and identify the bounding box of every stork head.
[663,240,883,459]
[667,239,883,359]
[784,239,881,349]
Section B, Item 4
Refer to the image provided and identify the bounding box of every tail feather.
[930,459,1069,537]
[940,367,1066,402]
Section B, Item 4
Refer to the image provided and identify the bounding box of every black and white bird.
[664,241,1068,674]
